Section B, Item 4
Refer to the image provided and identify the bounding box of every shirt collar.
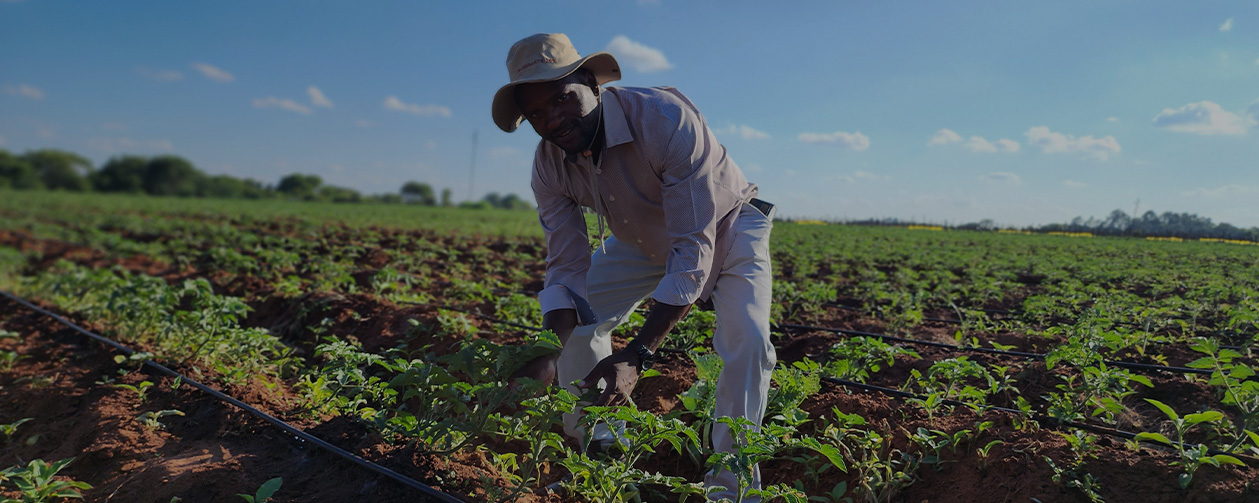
[600,88,634,149]
[562,87,634,165]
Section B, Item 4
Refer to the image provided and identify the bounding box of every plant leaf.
[1144,398,1178,421]
[1134,432,1173,445]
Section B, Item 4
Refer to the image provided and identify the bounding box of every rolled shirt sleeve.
[532,157,599,326]
[651,95,721,307]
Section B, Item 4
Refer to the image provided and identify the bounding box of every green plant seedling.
[1,418,33,444]
[113,352,156,368]
[0,457,92,502]
[1134,399,1246,489]
[112,380,154,403]
[0,350,28,371]
[136,409,185,430]
[237,477,282,502]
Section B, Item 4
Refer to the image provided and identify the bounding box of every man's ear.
[583,69,600,95]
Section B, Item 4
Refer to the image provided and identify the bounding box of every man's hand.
[578,350,640,406]
[509,354,557,388]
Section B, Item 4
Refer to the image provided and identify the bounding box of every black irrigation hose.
[0,291,467,503]
[774,323,1221,378]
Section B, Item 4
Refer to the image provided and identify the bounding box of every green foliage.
[1187,337,1259,453]
[1135,399,1245,489]
[237,477,282,503]
[824,336,918,383]
[136,409,184,430]
[0,458,92,503]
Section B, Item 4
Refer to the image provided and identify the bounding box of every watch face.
[636,344,654,371]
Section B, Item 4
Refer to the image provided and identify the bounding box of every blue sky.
[2,1,1257,227]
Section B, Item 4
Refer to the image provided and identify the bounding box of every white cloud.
[928,128,962,145]
[1153,101,1249,135]
[1183,185,1259,198]
[253,96,313,115]
[931,129,1017,152]
[191,62,234,82]
[980,172,1022,185]
[994,139,1020,152]
[605,35,673,73]
[4,84,44,100]
[308,86,333,108]
[798,130,870,151]
[965,137,998,152]
[1063,179,1087,188]
[86,137,175,153]
[717,124,770,140]
[1024,126,1121,160]
[136,67,184,82]
[383,96,452,117]
[1220,18,1233,33]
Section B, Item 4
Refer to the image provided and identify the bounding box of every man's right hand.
[510,354,558,387]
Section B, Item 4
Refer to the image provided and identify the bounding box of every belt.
[748,198,776,219]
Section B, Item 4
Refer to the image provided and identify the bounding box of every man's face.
[514,72,601,154]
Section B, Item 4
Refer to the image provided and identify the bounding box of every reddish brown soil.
[3,228,1259,503]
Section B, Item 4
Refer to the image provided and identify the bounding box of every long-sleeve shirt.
[532,86,757,325]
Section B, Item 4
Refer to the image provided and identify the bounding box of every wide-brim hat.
[493,33,621,133]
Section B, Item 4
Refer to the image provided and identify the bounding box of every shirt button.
[595,169,602,175]
[609,196,615,201]
[637,239,643,243]
[622,219,629,224]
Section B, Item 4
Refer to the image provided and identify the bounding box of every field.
[1,190,1258,503]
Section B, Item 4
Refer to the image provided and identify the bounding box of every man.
[492,33,776,500]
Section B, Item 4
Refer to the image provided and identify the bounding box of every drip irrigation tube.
[0,291,467,503]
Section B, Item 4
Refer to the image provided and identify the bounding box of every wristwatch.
[628,339,655,373]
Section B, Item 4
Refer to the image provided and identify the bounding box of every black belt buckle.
[749,198,775,219]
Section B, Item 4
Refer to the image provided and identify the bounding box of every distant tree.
[23,149,93,191]
[400,181,436,205]
[498,193,532,210]
[276,173,322,200]
[374,193,402,204]
[483,192,502,209]
[440,187,452,207]
[0,150,41,190]
[143,155,204,196]
[201,174,255,198]
[92,155,148,193]
[318,185,361,203]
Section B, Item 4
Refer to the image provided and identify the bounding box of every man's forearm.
[543,308,578,347]
[632,301,692,352]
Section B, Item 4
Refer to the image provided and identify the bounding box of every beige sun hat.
[492,33,621,133]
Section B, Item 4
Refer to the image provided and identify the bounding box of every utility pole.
[467,129,478,202]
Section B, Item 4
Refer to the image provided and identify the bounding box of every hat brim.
[492,52,621,133]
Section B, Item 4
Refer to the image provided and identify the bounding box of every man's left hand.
[577,350,640,407]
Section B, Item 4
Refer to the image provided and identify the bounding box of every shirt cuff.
[651,270,704,306]
[538,284,598,326]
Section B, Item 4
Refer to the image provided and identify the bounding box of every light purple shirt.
[532,86,757,324]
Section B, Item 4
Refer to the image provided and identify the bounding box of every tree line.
[1036,209,1259,242]
[0,148,532,210]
